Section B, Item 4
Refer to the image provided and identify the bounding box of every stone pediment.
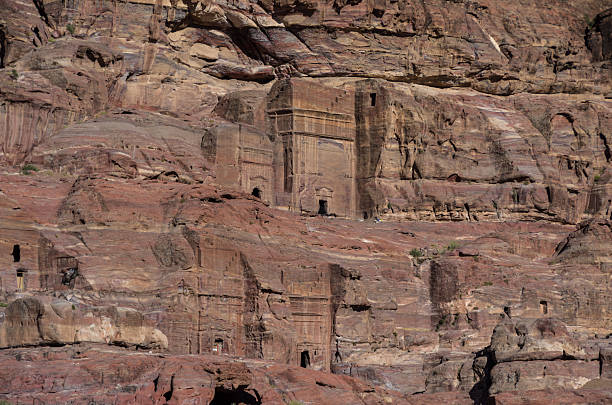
[315,187,333,198]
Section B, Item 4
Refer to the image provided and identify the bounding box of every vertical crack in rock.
[162,374,174,401]
[241,253,264,358]
[0,25,6,68]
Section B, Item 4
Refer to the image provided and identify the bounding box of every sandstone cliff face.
[0,297,168,349]
[1,1,612,404]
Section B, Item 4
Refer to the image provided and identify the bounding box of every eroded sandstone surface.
[1,0,612,404]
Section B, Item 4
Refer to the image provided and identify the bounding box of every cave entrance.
[539,300,548,314]
[300,350,310,368]
[370,92,377,106]
[210,387,260,405]
[317,200,328,216]
[251,187,262,199]
[11,244,20,262]
[212,338,223,354]
[16,269,25,291]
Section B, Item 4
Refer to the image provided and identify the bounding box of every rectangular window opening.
[539,300,548,314]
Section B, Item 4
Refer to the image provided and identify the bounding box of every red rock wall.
[1,0,612,403]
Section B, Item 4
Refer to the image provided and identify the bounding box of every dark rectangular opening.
[370,92,376,106]
[251,187,261,199]
[213,338,224,354]
[539,300,548,314]
[11,244,20,262]
[300,350,310,368]
[210,387,259,405]
[318,200,328,215]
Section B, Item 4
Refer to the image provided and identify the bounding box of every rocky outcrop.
[467,316,612,403]
[554,219,612,267]
[0,343,480,404]
[0,298,167,349]
[488,318,597,393]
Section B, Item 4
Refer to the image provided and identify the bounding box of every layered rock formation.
[1,0,612,404]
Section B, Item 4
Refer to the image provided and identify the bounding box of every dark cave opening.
[163,375,174,401]
[11,244,20,262]
[300,350,311,368]
[210,387,260,405]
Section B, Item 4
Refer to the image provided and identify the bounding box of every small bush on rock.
[21,164,39,175]
[409,248,423,258]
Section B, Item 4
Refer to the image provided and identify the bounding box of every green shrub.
[594,174,601,182]
[435,314,447,331]
[21,164,39,175]
[409,248,423,258]
[0,302,8,308]
[66,23,75,35]
[483,281,493,286]
[447,241,459,251]
[288,401,304,405]
[9,69,18,79]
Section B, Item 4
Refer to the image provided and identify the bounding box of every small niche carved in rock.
[212,338,224,354]
[539,300,548,314]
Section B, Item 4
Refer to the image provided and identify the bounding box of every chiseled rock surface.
[0,0,612,404]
